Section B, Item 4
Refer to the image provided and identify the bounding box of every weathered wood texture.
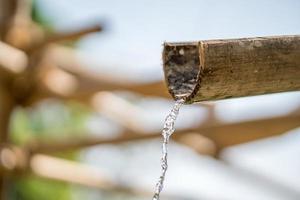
[163,35,300,103]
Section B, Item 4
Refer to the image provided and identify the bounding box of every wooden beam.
[163,35,300,103]
[47,45,169,98]
[196,115,300,150]
[0,147,149,196]
[28,114,300,155]
[91,91,151,133]
[28,45,170,105]
[30,154,120,190]
[0,148,184,198]
[0,41,27,73]
[30,25,103,51]
[28,133,159,154]
[45,25,102,43]
[174,133,217,156]
[90,91,217,154]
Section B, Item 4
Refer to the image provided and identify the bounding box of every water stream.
[152,99,184,200]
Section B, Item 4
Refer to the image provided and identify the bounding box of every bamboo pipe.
[163,35,300,103]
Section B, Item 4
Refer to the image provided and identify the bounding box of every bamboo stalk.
[163,35,300,103]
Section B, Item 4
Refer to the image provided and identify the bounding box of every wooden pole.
[163,35,300,103]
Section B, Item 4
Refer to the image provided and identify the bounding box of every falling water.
[152,99,184,200]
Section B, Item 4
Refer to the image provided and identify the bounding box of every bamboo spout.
[163,35,300,103]
[163,42,201,101]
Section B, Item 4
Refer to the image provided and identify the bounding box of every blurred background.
[0,0,300,199]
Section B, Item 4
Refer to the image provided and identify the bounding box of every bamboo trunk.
[163,35,300,103]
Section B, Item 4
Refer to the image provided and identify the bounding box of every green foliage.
[11,101,90,145]
[11,176,70,200]
[10,101,91,200]
[31,0,53,32]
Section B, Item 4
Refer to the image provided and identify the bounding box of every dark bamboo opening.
[163,42,201,102]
